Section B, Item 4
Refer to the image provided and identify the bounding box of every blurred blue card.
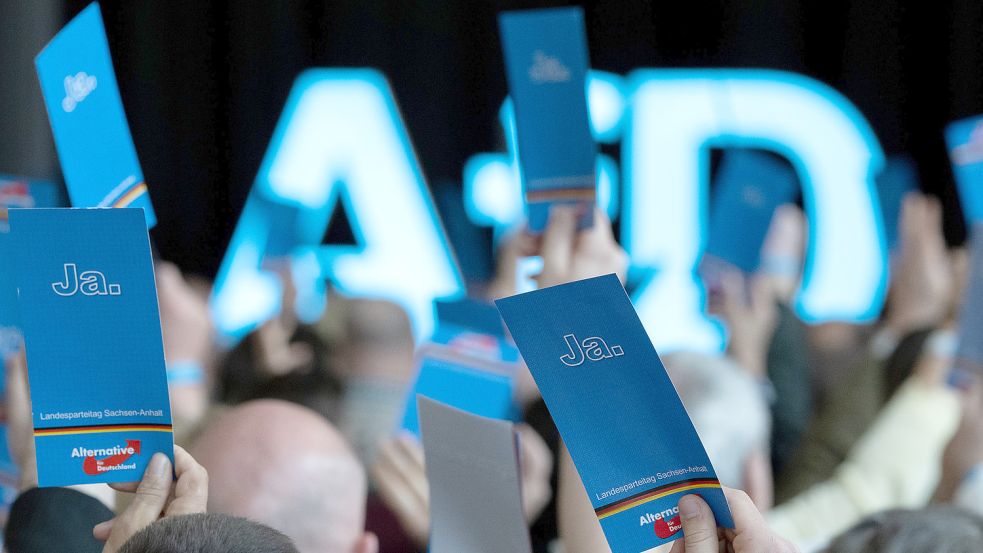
[703,150,799,274]
[946,115,983,224]
[10,208,172,487]
[499,7,596,233]
[875,157,919,251]
[0,177,68,364]
[496,275,732,551]
[401,299,519,435]
[955,224,983,379]
[35,3,156,228]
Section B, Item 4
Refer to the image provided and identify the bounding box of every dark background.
[2,0,982,277]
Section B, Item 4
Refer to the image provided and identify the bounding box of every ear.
[353,532,379,553]
[741,448,774,510]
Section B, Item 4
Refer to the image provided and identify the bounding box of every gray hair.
[661,351,770,488]
[825,506,983,553]
[119,513,299,553]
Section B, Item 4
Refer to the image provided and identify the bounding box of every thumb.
[102,453,173,552]
[669,495,719,553]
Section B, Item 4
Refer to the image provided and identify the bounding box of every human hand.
[157,262,213,368]
[94,445,208,553]
[486,228,538,300]
[707,269,778,378]
[370,433,430,547]
[535,206,627,289]
[668,487,798,553]
[516,424,554,522]
[885,193,952,335]
[4,351,37,491]
[759,205,806,303]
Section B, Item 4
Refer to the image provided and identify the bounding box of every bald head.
[191,400,367,553]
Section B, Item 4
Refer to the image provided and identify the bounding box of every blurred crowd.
[5,191,983,553]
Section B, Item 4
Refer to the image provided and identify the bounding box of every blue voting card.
[703,150,799,275]
[9,208,172,487]
[496,275,733,552]
[946,115,983,225]
[401,299,520,435]
[875,157,919,251]
[499,7,596,233]
[0,177,68,364]
[35,3,157,228]
[954,224,983,381]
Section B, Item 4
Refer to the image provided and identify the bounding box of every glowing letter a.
[212,69,463,341]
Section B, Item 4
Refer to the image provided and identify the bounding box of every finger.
[539,205,579,277]
[104,453,172,550]
[165,445,208,517]
[395,433,426,468]
[92,517,115,542]
[579,208,616,247]
[371,452,428,515]
[748,275,776,317]
[392,435,429,506]
[722,487,781,550]
[676,494,720,553]
[374,439,428,509]
[516,424,553,479]
[108,481,140,493]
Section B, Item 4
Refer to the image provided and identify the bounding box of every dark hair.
[118,513,299,553]
[218,324,342,421]
[825,506,983,553]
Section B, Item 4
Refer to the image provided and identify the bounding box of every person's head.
[191,400,377,553]
[661,351,772,507]
[825,506,983,553]
[119,513,297,553]
[218,324,343,421]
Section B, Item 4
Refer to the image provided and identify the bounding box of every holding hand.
[94,446,208,553]
[668,487,798,553]
[535,206,627,289]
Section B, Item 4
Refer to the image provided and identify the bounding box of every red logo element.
[654,514,682,539]
[0,182,29,198]
[83,440,141,475]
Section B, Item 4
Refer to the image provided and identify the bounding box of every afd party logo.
[51,263,122,297]
[528,50,571,83]
[559,333,624,366]
[640,506,682,539]
[72,440,141,475]
[62,71,97,113]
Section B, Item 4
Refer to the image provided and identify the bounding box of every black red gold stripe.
[526,188,597,203]
[111,182,148,208]
[35,423,173,437]
[595,478,722,520]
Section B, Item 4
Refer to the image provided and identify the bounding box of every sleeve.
[5,486,114,553]
[765,378,960,550]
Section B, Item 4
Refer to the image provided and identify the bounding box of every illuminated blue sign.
[212,69,464,341]
[465,69,887,352]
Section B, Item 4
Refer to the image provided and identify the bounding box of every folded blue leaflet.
[401,299,519,435]
[0,177,68,364]
[35,3,157,228]
[496,275,733,552]
[499,7,596,232]
[955,224,983,379]
[875,157,919,251]
[10,208,172,487]
[703,150,799,274]
[946,115,983,225]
